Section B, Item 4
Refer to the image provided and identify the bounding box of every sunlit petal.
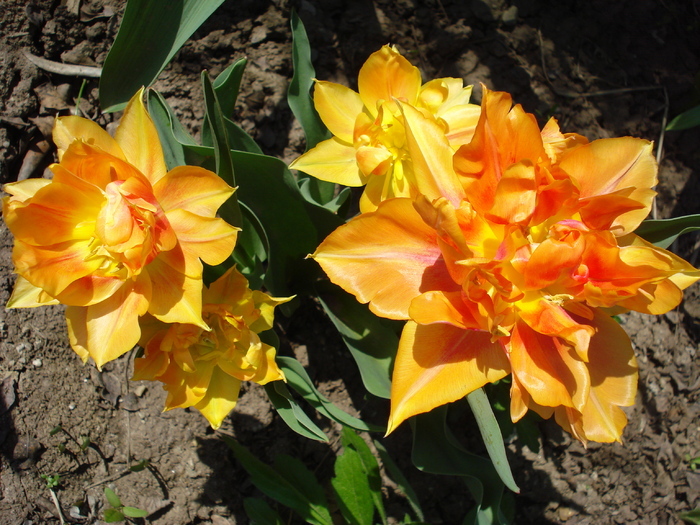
[358,45,421,115]
[153,165,235,217]
[314,81,365,142]
[289,137,365,186]
[53,115,125,161]
[194,367,243,429]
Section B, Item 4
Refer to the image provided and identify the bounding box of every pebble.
[32,358,42,368]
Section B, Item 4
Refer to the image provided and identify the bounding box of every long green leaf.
[373,440,424,522]
[331,444,375,525]
[666,104,700,131]
[634,215,700,249]
[340,428,387,525]
[273,455,330,514]
[225,437,333,525]
[316,281,396,399]
[202,70,243,229]
[278,357,383,432]
[244,497,285,525]
[466,389,519,494]
[264,382,328,442]
[411,407,508,525]
[100,0,227,112]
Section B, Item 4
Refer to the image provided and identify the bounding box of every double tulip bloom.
[301,50,699,443]
[3,91,238,368]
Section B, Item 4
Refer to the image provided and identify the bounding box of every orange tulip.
[313,88,699,443]
[3,90,238,368]
[289,45,481,212]
[133,266,289,429]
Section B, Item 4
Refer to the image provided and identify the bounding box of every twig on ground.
[48,488,67,525]
[22,49,102,78]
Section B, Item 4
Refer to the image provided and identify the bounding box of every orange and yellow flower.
[312,87,699,444]
[289,45,481,212]
[133,266,290,429]
[2,90,238,368]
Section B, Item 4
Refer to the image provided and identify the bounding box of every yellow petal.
[441,104,481,147]
[312,198,458,319]
[249,290,293,333]
[387,321,509,434]
[114,88,167,185]
[2,178,52,202]
[358,45,421,115]
[7,276,59,308]
[166,208,238,267]
[194,366,243,429]
[153,165,235,217]
[559,137,657,234]
[400,102,466,205]
[53,115,125,161]
[289,137,365,186]
[313,81,365,143]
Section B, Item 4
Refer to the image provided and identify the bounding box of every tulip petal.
[194,367,242,429]
[312,198,458,319]
[358,45,421,114]
[7,276,59,308]
[66,275,151,368]
[2,178,51,202]
[114,89,168,185]
[314,81,365,143]
[400,103,466,205]
[53,115,125,161]
[289,137,365,186]
[166,208,238,267]
[153,166,235,217]
[387,321,509,433]
[559,137,657,233]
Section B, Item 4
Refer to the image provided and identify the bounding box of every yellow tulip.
[133,266,290,429]
[313,88,699,443]
[3,90,238,368]
[289,45,480,212]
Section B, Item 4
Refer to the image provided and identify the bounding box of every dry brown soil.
[2,1,700,524]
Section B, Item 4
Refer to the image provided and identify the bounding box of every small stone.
[68,404,76,410]
[250,25,267,44]
[502,5,518,26]
[32,358,42,368]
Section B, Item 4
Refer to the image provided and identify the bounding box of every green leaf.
[340,427,387,525]
[103,508,125,523]
[679,508,700,525]
[273,455,330,513]
[129,459,150,472]
[123,506,149,518]
[202,70,243,229]
[411,407,508,524]
[316,281,396,399]
[224,437,333,525]
[104,486,122,508]
[666,104,700,131]
[244,497,285,525]
[331,443,376,525]
[278,357,383,432]
[373,440,424,522]
[212,58,248,117]
[100,0,227,112]
[264,382,328,442]
[466,389,519,494]
[634,215,700,249]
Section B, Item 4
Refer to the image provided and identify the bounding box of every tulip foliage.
[4,4,700,524]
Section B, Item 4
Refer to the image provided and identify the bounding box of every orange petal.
[387,321,509,433]
[312,198,458,319]
[509,319,590,411]
[66,275,151,368]
[313,81,365,143]
[53,115,125,161]
[575,310,637,443]
[289,136,365,186]
[194,366,243,429]
[409,291,483,329]
[559,137,657,233]
[114,88,167,185]
[401,102,466,205]
[358,45,421,115]
[153,165,235,217]
[166,208,237,267]
[487,160,537,224]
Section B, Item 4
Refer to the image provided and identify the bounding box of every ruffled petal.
[387,321,509,433]
[153,165,235,217]
[166,208,237,267]
[194,366,243,429]
[114,88,168,185]
[312,198,458,319]
[289,137,365,186]
[358,45,421,115]
[7,276,59,308]
[53,115,125,161]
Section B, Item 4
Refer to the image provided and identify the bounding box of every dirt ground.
[2,0,700,524]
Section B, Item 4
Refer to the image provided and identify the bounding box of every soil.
[2,0,700,524]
